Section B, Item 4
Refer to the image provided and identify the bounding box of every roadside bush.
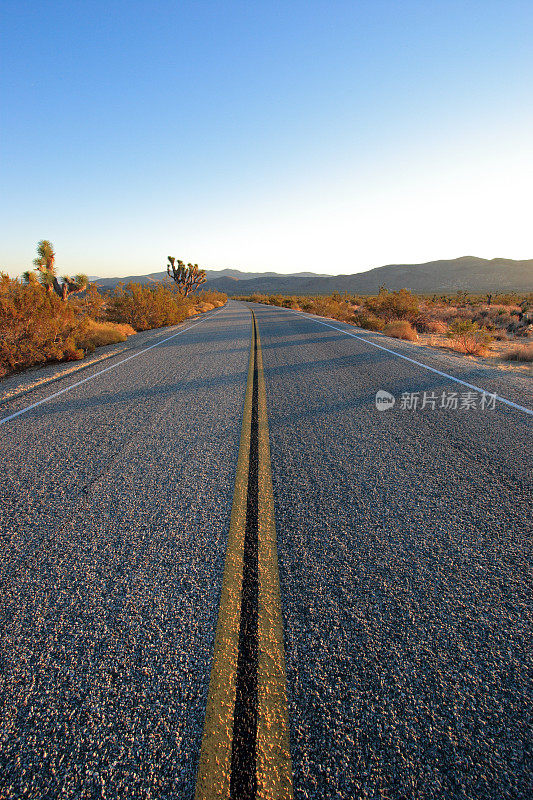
[304,297,350,321]
[426,319,448,334]
[77,319,135,352]
[383,320,418,341]
[0,273,227,379]
[413,314,448,334]
[364,289,419,322]
[0,274,86,376]
[492,330,509,341]
[352,311,385,331]
[106,282,193,330]
[79,283,107,320]
[505,343,533,362]
[412,314,431,333]
[195,289,227,307]
[447,319,493,355]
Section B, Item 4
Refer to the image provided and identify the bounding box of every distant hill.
[93,267,327,290]
[92,257,533,295]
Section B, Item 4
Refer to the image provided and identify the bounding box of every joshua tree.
[23,240,88,301]
[166,257,206,296]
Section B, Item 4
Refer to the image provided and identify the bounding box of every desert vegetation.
[166,257,207,296]
[23,240,88,301]
[505,343,533,362]
[238,289,533,364]
[0,243,226,378]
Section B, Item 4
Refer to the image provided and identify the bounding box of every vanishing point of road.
[0,300,531,799]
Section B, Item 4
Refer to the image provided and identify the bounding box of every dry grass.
[78,319,135,352]
[383,320,418,341]
[504,343,533,362]
[195,289,227,306]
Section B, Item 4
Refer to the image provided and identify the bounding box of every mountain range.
[92,257,533,295]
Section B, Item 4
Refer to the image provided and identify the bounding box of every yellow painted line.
[195,311,293,799]
[255,323,293,800]
[195,320,255,800]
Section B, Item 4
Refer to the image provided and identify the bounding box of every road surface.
[0,300,531,799]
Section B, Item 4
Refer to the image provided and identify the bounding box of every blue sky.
[2,0,532,277]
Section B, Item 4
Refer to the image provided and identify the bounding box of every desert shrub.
[0,274,87,376]
[303,296,351,321]
[352,311,385,331]
[77,319,135,352]
[447,319,493,355]
[488,312,512,328]
[495,293,527,305]
[514,325,533,337]
[106,282,193,330]
[79,283,107,320]
[412,313,448,334]
[426,319,448,334]
[195,289,227,307]
[412,314,431,332]
[299,298,316,312]
[0,273,223,379]
[237,293,306,311]
[492,330,508,341]
[364,289,419,322]
[432,306,458,322]
[453,308,476,321]
[383,320,418,341]
[505,344,533,362]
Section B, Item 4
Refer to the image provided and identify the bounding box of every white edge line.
[290,311,533,416]
[0,310,223,426]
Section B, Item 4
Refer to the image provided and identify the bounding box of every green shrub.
[447,319,493,355]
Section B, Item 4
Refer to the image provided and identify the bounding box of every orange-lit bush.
[383,320,418,341]
[0,274,86,376]
[105,282,193,330]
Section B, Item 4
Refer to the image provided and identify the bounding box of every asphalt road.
[0,300,531,799]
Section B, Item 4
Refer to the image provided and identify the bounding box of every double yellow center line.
[195,311,293,800]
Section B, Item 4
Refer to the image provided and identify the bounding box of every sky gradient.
[2,0,532,278]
